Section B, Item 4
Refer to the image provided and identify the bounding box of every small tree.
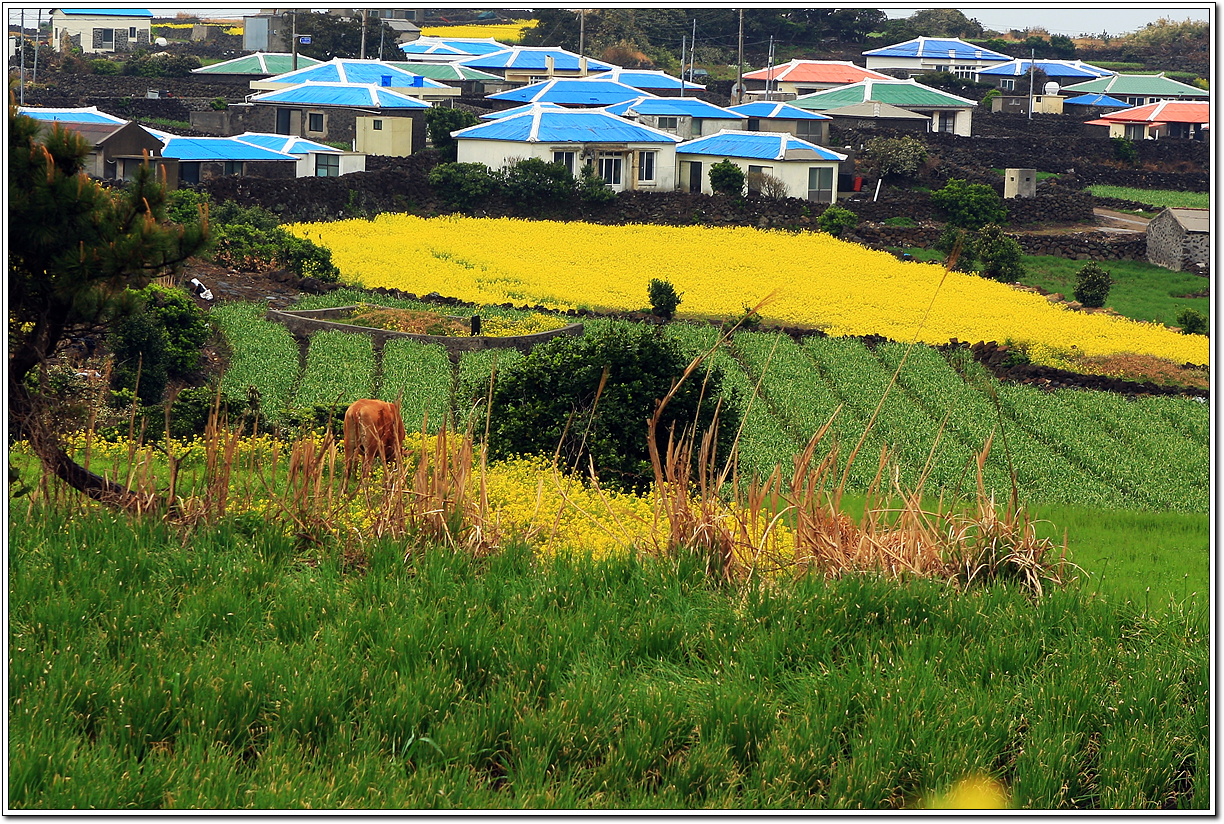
[1110,136,1138,166]
[425,107,480,162]
[648,278,682,319]
[864,136,927,180]
[708,159,746,196]
[933,225,977,272]
[500,157,576,215]
[1176,307,1208,336]
[974,224,1026,282]
[817,205,859,237]
[931,178,1007,230]
[428,161,500,210]
[578,162,617,206]
[1073,261,1113,307]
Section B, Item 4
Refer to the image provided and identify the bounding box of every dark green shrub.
[933,225,977,272]
[210,222,340,282]
[209,97,228,111]
[1073,261,1113,308]
[89,58,120,75]
[487,324,739,493]
[129,284,210,379]
[1176,307,1208,336]
[166,386,221,439]
[709,159,745,197]
[425,107,480,162]
[931,178,1007,230]
[122,52,201,77]
[817,204,859,237]
[648,278,682,319]
[1111,136,1138,165]
[166,188,212,227]
[973,224,1025,282]
[864,136,928,179]
[109,307,170,406]
[578,162,617,205]
[500,157,576,215]
[980,88,1001,109]
[428,161,500,210]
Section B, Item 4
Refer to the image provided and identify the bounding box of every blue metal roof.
[1063,93,1131,108]
[233,133,341,154]
[863,36,1010,61]
[57,8,153,16]
[586,69,703,91]
[18,106,126,124]
[400,37,508,56]
[605,96,744,119]
[454,106,681,144]
[480,102,568,120]
[488,78,648,105]
[157,136,297,162]
[677,130,845,162]
[263,59,447,89]
[728,102,832,121]
[457,47,615,72]
[249,82,430,109]
[978,59,1115,79]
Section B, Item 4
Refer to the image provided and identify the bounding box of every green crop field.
[1086,186,1209,210]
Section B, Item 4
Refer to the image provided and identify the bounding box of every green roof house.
[791,78,976,136]
[191,52,323,82]
[1060,73,1210,107]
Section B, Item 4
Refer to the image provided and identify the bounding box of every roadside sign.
[299,35,311,44]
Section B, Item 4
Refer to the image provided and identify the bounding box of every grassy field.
[1086,186,1209,210]
[1018,256,1209,327]
[7,504,1208,810]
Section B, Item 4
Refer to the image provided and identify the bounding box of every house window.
[308,112,324,132]
[807,166,834,203]
[1000,79,1015,91]
[316,154,340,177]
[637,151,655,183]
[552,151,576,174]
[598,154,622,185]
[746,118,760,132]
[372,119,383,130]
[99,28,114,47]
[1124,124,1146,140]
[179,162,201,185]
[657,116,678,130]
[224,161,243,176]
[746,164,771,196]
[1127,96,1145,106]
[936,111,955,133]
[953,67,976,80]
[796,119,820,141]
[129,26,137,38]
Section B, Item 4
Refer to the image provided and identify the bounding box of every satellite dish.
[730,81,744,100]
[1044,81,1060,96]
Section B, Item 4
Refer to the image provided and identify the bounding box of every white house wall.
[457,138,677,192]
[675,153,840,201]
[51,13,152,54]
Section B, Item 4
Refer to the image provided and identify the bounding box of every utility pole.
[377,16,385,61]
[19,8,26,105]
[579,9,584,56]
[736,9,744,105]
[291,10,298,71]
[31,8,41,86]
[765,35,775,101]
[680,34,686,97]
[360,9,367,60]
[689,18,696,90]
[1027,48,1035,121]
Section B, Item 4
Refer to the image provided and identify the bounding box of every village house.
[977,59,1115,93]
[455,46,616,86]
[605,97,746,141]
[1145,208,1209,273]
[790,78,975,136]
[675,130,846,201]
[485,77,649,108]
[249,58,459,104]
[862,36,1010,81]
[1085,101,1210,140]
[50,8,152,54]
[727,101,833,145]
[741,60,892,99]
[584,68,705,97]
[1060,73,1210,107]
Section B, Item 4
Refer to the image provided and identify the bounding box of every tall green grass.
[1086,186,1209,210]
[8,505,1208,810]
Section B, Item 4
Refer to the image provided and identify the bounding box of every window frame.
[315,153,341,177]
[372,119,383,130]
[807,165,834,203]
[307,112,325,133]
[597,154,622,186]
[637,150,655,184]
[223,160,244,176]
[552,150,576,175]
[656,116,679,130]
[129,26,137,38]
[99,27,115,47]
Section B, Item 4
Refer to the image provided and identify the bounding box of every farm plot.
[210,302,301,420]
[292,331,375,410]
[455,348,524,432]
[378,340,452,434]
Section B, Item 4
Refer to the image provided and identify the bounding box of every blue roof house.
[675,130,847,201]
[456,47,616,86]
[244,82,430,153]
[605,96,746,141]
[727,101,833,144]
[486,78,651,107]
[977,59,1115,92]
[233,132,368,178]
[863,36,1010,81]
[17,106,127,125]
[153,133,298,185]
[250,59,459,103]
[453,105,681,192]
[399,36,510,61]
[50,9,152,53]
[585,68,705,96]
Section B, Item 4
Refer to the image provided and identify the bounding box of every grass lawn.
[1086,186,1209,210]
[1018,256,1209,327]
[991,169,1061,181]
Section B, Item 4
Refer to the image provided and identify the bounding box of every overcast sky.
[10,5,1214,38]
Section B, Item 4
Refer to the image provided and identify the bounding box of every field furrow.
[379,340,453,434]
[293,331,375,410]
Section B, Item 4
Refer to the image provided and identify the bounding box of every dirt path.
[1092,207,1153,234]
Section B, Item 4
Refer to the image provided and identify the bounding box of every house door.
[688,161,702,194]
[276,108,292,135]
[936,111,955,133]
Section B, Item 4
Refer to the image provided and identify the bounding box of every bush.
[817,205,859,237]
[980,88,1001,109]
[210,97,228,111]
[486,324,738,494]
[578,162,617,206]
[931,178,1007,230]
[211,223,340,282]
[748,171,789,199]
[500,157,575,215]
[424,107,480,162]
[1111,136,1138,166]
[864,136,928,179]
[428,161,500,210]
[933,225,977,272]
[973,224,1025,282]
[1073,261,1113,308]
[1176,307,1208,336]
[89,58,120,75]
[708,159,745,197]
[122,51,201,77]
[129,284,210,380]
[109,307,170,406]
[648,278,682,319]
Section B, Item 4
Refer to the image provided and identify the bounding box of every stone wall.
[847,225,1147,262]
[1145,209,1210,271]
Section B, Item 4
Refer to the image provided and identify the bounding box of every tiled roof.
[248,82,431,109]
[790,79,975,110]
[677,130,846,161]
[232,133,341,155]
[453,105,681,144]
[727,101,832,121]
[1098,101,1210,124]
[17,106,126,124]
[1167,208,1209,233]
[192,53,322,75]
[977,59,1115,79]
[742,60,891,84]
[1062,73,1209,97]
[157,135,298,162]
[605,96,744,119]
[487,78,650,106]
[260,59,448,89]
[456,47,616,72]
[585,69,703,91]
[863,36,1010,61]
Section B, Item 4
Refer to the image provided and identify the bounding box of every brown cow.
[343,398,407,481]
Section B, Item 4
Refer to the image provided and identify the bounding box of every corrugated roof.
[18,106,127,124]
[1063,93,1130,108]
[586,69,703,91]
[57,8,152,16]
[1167,208,1210,233]
[400,37,508,56]
[677,130,846,162]
[192,52,323,75]
[233,133,341,155]
[742,60,891,84]
[249,82,431,109]
[387,61,501,81]
[487,78,650,105]
[606,96,744,119]
[728,102,832,121]
[38,121,128,145]
[820,100,931,120]
[1062,73,1209,97]
[791,79,974,110]
[1098,100,1210,125]
[480,102,568,120]
[977,59,1115,79]
[454,106,681,144]
[863,36,1010,61]
[157,136,298,162]
[457,47,615,72]
[261,59,447,89]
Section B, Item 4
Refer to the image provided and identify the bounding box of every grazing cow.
[343,399,407,481]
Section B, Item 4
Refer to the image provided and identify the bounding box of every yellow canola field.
[419,21,536,42]
[290,215,1209,365]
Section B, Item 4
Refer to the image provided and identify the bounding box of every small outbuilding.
[1146,208,1210,272]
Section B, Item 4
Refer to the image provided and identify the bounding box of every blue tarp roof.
[605,96,744,119]
[1063,93,1131,108]
[480,102,568,120]
[458,47,615,72]
[249,82,430,109]
[58,9,152,16]
[727,102,832,121]
[454,106,681,144]
[157,136,297,162]
[262,59,447,89]
[18,106,126,124]
[587,69,703,91]
[978,59,1115,79]
[400,37,508,56]
[488,78,649,105]
[863,36,1009,61]
[677,130,846,161]
[233,133,341,154]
